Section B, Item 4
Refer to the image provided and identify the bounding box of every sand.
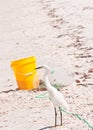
[0,0,93,129]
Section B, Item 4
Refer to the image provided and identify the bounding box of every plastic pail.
[11,56,39,90]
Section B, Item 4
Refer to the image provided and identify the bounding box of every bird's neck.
[44,75,52,90]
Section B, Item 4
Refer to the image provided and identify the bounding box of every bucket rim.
[11,56,36,67]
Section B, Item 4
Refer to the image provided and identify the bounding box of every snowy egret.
[36,65,69,126]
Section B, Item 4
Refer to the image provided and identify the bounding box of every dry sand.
[0,0,93,129]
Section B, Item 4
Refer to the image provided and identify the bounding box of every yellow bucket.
[11,56,39,90]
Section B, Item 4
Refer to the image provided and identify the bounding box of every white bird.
[36,65,69,127]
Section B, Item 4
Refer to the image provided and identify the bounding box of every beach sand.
[0,0,93,129]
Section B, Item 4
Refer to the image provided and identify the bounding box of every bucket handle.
[15,72,33,77]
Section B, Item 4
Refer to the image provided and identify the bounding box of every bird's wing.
[48,87,69,110]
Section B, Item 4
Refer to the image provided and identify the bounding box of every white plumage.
[36,65,69,126]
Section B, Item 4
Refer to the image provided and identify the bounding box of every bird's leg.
[59,107,62,126]
[54,107,57,127]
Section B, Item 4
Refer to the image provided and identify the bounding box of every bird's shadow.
[38,125,62,130]
[38,125,53,130]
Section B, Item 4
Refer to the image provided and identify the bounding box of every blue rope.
[61,108,93,129]
[36,92,93,129]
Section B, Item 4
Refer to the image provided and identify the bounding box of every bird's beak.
[35,66,43,70]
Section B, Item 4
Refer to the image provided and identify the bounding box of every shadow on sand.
[0,88,18,94]
[38,126,53,130]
